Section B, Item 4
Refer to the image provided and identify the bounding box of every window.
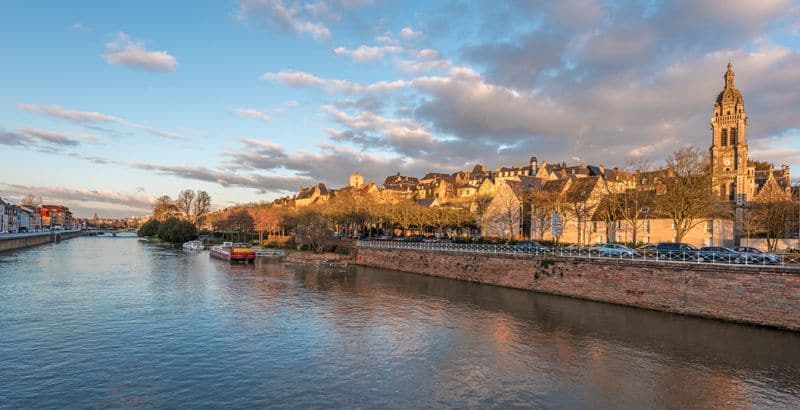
[721,128,728,146]
[731,128,738,146]
[706,221,713,233]
[592,221,597,232]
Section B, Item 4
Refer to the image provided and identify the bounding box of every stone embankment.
[0,230,86,253]
[355,247,800,331]
[284,251,353,266]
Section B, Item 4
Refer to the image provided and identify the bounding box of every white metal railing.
[356,240,800,270]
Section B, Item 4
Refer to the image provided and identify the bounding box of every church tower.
[710,62,754,203]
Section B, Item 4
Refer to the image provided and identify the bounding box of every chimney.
[599,164,605,175]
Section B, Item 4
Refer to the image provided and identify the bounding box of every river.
[1,236,798,408]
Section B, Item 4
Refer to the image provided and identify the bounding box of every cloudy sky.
[1,1,799,217]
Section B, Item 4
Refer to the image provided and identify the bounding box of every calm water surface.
[1,237,799,409]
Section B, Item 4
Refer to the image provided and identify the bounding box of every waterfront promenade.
[0,229,84,253]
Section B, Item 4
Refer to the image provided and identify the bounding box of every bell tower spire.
[710,61,753,204]
[725,61,735,89]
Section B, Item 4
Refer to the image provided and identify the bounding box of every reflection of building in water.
[490,315,519,356]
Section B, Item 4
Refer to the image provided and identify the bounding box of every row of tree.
[207,191,478,252]
[153,190,212,224]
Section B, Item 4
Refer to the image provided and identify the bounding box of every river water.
[1,237,798,409]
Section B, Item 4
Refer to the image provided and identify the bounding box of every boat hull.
[210,248,255,262]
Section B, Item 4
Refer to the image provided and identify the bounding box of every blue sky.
[1,1,798,217]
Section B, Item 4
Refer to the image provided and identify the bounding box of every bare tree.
[660,146,719,243]
[752,188,799,252]
[593,196,620,243]
[175,190,195,220]
[290,208,335,253]
[487,186,521,241]
[605,159,651,245]
[429,207,452,238]
[529,189,556,240]
[472,194,494,237]
[193,191,211,224]
[153,195,177,221]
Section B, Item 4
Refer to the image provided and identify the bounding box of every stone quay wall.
[355,247,800,331]
[0,230,85,254]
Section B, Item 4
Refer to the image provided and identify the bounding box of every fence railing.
[356,240,800,270]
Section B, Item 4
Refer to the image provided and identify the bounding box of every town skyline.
[1,1,799,218]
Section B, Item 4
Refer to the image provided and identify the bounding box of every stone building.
[349,172,364,188]
[710,62,756,203]
[294,183,329,207]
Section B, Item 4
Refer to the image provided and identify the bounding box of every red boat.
[210,242,256,262]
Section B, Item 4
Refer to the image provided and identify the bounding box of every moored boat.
[210,242,256,262]
[182,240,205,251]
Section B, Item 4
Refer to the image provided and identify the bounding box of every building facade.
[710,62,756,203]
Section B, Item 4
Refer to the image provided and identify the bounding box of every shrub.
[137,219,161,237]
[155,217,198,243]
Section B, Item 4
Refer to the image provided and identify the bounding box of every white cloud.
[103,32,177,72]
[17,103,188,141]
[262,70,407,93]
[16,103,119,123]
[333,45,403,62]
[18,127,97,146]
[399,27,422,40]
[0,183,155,215]
[232,108,273,122]
[261,69,324,86]
[237,0,332,41]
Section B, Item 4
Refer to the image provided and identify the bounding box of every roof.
[416,198,438,207]
[383,173,418,190]
[504,180,529,201]
[541,178,570,193]
[420,172,453,182]
[296,183,329,200]
[565,176,601,203]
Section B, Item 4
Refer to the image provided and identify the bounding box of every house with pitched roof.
[294,183,330,207]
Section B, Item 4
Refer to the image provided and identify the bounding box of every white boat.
[182,240,205,251]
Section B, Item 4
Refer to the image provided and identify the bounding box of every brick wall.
[355,247,800,331]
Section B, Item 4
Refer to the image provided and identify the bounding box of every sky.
[1,0,799,218]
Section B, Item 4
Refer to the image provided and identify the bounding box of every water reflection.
[0,237,798,408]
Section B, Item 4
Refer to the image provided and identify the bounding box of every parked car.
[514,240,547,252]
[656,242,699,260]
[593,243,637,258]
[733,247,782,264]
[697,246,741,263]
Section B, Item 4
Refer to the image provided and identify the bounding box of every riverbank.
[284,250,353,266]
[0,230,86,254]
[355,246,800,331]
